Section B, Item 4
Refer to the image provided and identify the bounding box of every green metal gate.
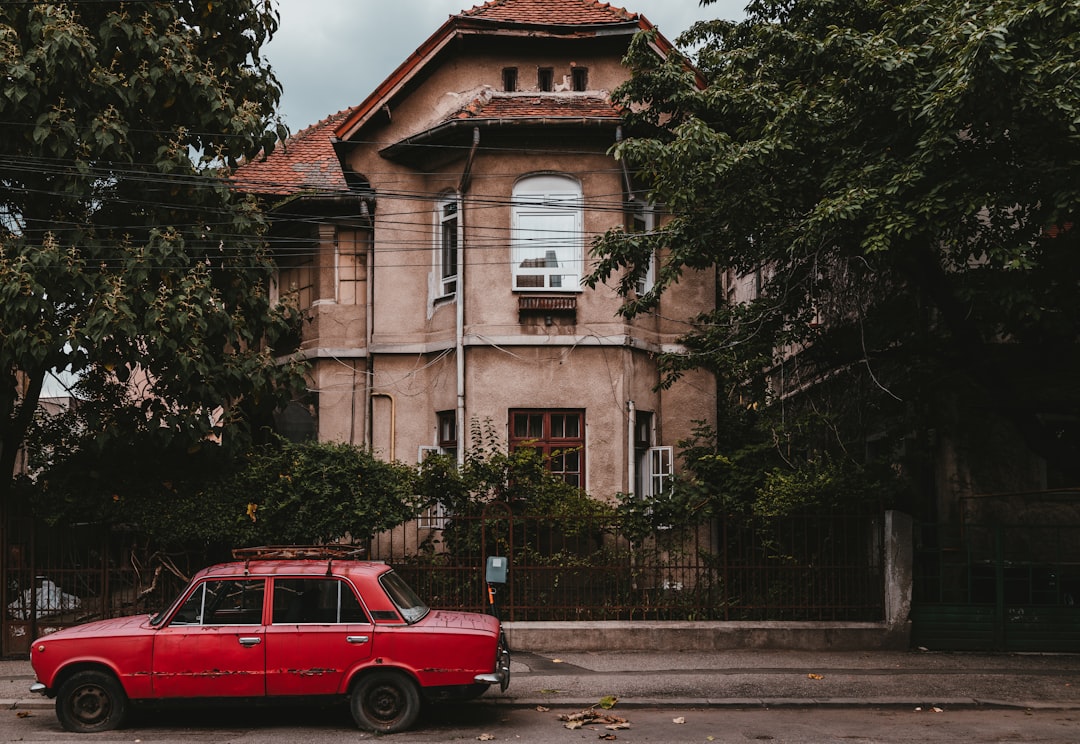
[912,523,1080,651]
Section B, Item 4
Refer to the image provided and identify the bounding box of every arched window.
[511,174,583,292]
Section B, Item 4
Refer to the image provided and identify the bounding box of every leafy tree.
[204,438,422,547]
[417,419,612,555]
[0,2,303,507]
[590,0,1080,509]
[28,430,421,549]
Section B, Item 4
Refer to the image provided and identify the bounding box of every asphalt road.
[2,703,1079,743]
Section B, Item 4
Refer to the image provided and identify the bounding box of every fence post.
[884,510,913,644]
[994,525,1005,650]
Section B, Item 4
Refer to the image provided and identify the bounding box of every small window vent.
[519,296,577,313]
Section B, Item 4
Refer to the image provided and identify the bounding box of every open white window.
[630,202,656,296]
[634,411,672,498]
[511,174,583,291]
[417,446,449,529]
[436,194,460,298]
[645,446,673,497]
[417,411,456,529]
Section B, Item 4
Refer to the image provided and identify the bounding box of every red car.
[28,548,510,734]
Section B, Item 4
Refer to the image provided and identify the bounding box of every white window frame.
[642,446,673,498]
[511,175,583,292]
[417,445,449,529]
[631,203,657,296]
[436,194,460,298]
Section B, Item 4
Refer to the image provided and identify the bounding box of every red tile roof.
[334,0,657,140]
[450,93,622,121]
[231,108,356,197]
[461,0,637,24]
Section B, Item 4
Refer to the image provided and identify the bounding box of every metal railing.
[1,506,885,655]
[373,507,885,622]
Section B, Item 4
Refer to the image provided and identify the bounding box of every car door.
[152,578,267,698]
[264,577,374,696]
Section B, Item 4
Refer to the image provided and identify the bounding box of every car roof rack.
[231,545,367,561]
[232,545,368,577]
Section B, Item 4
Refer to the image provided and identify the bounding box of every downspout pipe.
[627,400,636,496]
[365,204,376,450]
[455,127,480,466]
[616,126,635,205]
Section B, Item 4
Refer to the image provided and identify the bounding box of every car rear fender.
[343,661,421,695]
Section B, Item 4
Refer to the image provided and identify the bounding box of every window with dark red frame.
[509,409,584,488]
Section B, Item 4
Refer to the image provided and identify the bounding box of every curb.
[6,696,1080,714]
[473,696,1080,711]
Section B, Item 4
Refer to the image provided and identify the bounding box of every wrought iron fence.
[371,507,885,623]
[1,505,884,656]
[1,511,193,657]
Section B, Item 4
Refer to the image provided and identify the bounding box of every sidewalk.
[491,648,1080,711]
[4,648,1079,711]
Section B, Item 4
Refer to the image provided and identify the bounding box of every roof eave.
[335,14,668,142]
[379,116,622,165]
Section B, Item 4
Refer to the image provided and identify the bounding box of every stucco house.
[233,0,716,505]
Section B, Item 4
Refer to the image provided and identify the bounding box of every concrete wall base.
[505,620,912,653]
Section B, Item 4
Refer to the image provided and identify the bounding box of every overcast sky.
[265,0,749,132]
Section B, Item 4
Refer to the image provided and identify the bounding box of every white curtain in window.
[512,175,583,291]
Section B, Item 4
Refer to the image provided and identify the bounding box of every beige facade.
[240,0,715,502]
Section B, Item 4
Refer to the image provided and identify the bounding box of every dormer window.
[502,67,518,92]
[571,67,588,92]
[537,67,554,92]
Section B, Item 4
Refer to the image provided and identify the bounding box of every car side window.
[170,579,265,626]
[272,578,368,624]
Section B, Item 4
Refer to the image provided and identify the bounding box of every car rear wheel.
[350,670,421,733]
[55,670,128,733]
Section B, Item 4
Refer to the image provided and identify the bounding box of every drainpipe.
[627,400,636,496]
[351,201,371,447]
[455,128,480,465]
[365,202,376,450]
[616,126,635,205]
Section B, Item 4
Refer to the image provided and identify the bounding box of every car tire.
[350,670,422,733]
[55,670,129,733]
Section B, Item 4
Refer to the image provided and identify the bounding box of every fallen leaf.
[478,735,496,742]
[707,737,716,742]
[15,711,31,718]
[559,709,630,730]
[598,695,619,709]
[931,707,943,713]
[535,705,550,712]
[808,673,823,680]
[552,658,563,663]
[600,735,617,741]
[673,716,686,724]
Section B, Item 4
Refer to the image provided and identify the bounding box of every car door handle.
[346,636,369,644]
[238,637,262,647]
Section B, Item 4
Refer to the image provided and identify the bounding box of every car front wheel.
[55,670,128,733]
[350,670,422,733]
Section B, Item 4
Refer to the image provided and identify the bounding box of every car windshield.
[149,579,196,626]
[379,571,429,623]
